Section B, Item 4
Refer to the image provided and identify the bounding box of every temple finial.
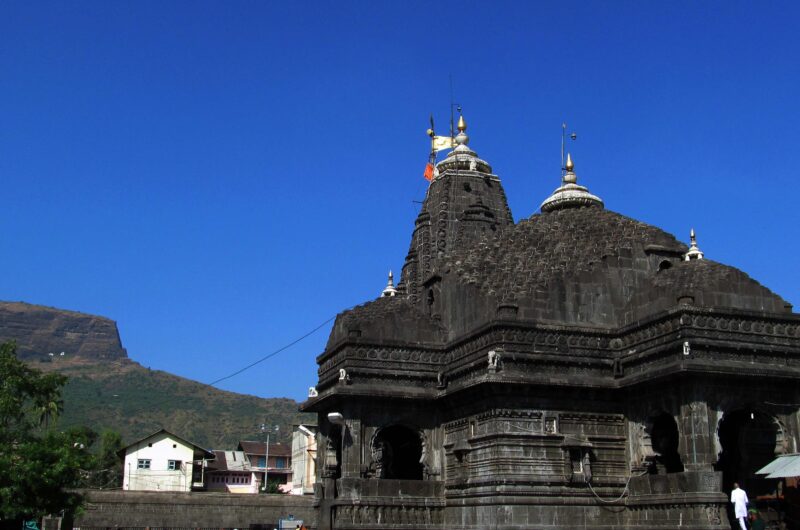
[684,229,704,261]
[453,112,469,147]
[540,153,603,212]
[381,270,398,297]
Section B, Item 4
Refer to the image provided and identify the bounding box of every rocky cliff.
[0,301,127,361]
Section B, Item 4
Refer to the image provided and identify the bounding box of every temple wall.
[75,490,317,529]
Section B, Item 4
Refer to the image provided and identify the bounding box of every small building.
[205,450,259,493]
[291,424,318,495]
[120,429,213,492]
[238,440,293,492]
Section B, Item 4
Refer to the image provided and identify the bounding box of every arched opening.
[657,260,673,272]
[715,410,778,498]
[373,425,423,480]
[647,412,684,474]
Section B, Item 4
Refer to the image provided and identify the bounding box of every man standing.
[730,482,749,530]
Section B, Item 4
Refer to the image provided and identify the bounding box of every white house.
[290,424,317,495]
[120,429,214,492]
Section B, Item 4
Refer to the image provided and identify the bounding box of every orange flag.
[423,162,434,181]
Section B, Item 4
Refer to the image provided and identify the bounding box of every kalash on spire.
[402,110,514,302]
[424,111,467,181]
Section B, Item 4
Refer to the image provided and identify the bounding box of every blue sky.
[2,1,798,401]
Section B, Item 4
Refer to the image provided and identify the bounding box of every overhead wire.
[75,313,337,437]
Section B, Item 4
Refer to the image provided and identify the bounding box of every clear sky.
[2,1,799,402]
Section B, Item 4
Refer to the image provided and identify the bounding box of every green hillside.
[35,356,313,449]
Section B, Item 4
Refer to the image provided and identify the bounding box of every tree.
[87,430,124,489]
[0,342,92,525]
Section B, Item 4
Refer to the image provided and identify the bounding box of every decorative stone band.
[435,153,493,175]
[307,308,800,405]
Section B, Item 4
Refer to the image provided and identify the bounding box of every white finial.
[381,270,398,297]
[540,153,603,212]
[684,228,704,261]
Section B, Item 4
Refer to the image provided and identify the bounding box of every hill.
[2,301,312,449]
[41,356,310,448]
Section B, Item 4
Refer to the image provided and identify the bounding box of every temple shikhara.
[302,115,800,529]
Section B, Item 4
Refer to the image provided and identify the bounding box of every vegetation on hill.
[34,356,312,449]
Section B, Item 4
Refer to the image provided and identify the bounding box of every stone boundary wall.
[75,490,317,529]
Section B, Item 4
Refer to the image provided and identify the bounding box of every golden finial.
[565,153,574,172]
[457,114,467,133]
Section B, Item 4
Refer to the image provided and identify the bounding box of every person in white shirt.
[730,482,749,530]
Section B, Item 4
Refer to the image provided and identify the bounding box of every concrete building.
[291,424,318,495]
[206,450,259,493]
[121,429,213,492]
[239,440,293,492]
[302,116,800,529]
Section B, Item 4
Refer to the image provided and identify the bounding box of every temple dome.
[442,206,789,328]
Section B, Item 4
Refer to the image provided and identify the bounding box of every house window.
[257,456,266,467]
[168,460,181,470]
[275,457,286,468]
[137,459,151,469]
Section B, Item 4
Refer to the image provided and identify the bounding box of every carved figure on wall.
[632,422,656,470]
[323,438,339,477]
[371,440,391,478]
[545,417,558,434]
[582,452,592,482]
[419,433,437,478]
[488,350,501,371]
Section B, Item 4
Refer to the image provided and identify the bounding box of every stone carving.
[632,422,656,469]
[545,417,558,434]
[488,349,502,372]
[308,386,318,397]
[322,438,338,478]
[338,368,350,384]
[370,440,390,478]
[704,504,721,525]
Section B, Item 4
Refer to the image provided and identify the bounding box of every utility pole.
[261,423,279,492]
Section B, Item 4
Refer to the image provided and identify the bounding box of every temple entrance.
[373,425,423,480]
[647,412,684,474]
[715,410,779,528]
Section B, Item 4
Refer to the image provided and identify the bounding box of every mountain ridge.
[2,300,310,448]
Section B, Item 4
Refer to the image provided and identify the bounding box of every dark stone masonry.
[75,490,316,529]
[302,120,800,529]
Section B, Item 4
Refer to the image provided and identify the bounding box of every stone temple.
[302,116,800,529]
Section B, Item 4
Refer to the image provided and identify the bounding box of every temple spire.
[540,153,604,212]
[381,270,398,297]
[684,229,705,261]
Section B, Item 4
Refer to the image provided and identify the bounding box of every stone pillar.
[341,418,361,478]
[679,400,716,471]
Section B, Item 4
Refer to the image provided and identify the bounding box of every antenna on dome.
[561,122,577,176]
[449,74,461,141]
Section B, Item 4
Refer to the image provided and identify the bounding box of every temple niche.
[302,115,800,529]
